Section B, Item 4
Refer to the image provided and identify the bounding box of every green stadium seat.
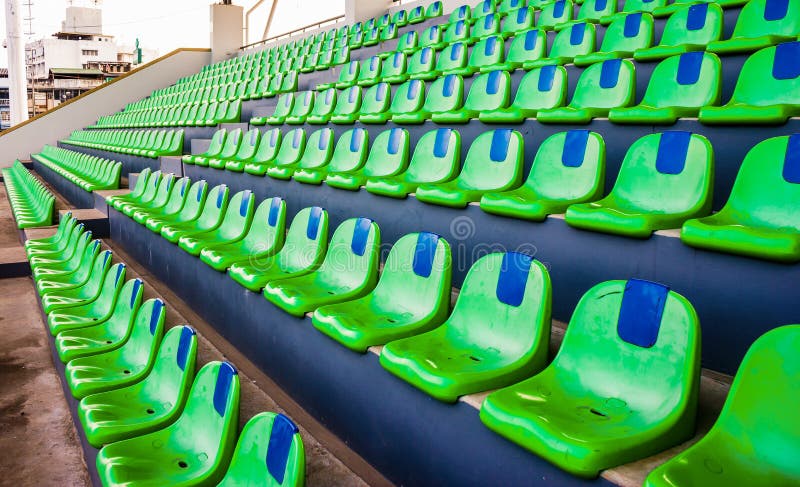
[313,232,451,353]
[416,129,523,207]
[408,5,426,24]
[161,184,230,243]
[183,130,225,165]
[681,135,800,262]
[304,88,337,125]
[385,79,425,122]
[471,13,501,40]
[30,227,92,275]
[393,9,408,27]
[380,252,551,402]
[2,162,55,228]
[480,65,567,122]
[178,190,255,256]
[573,0,617,25]
[427,0,443,17]
[537,0,573,29]
[24,212,75,252]
[77,325,197,448]
[611,52,721,124]
[47,263,126,336]
[474,0,498,20]
[229,206,329,292]
[95,361,240,486]
[500,0,527,13]
[34,237,100,295]
[392,74,463,124]
[223,128,261,172]
[263,218,380,317]
[419,25,445,51]
[481,278,701,478]
[329,86,363,124]
[699,42,800,125]
[121,173,175,217]
[603,0,666,23]
[40,247,113,314]
[574,13,654,66]
[634,4,723,61]
[390,31,418,56]
[113,170,162,213]
[32,147,121,192]
[537,59,636,123]
[486,28,545,71]
[528,22,596,68]
[267,128,331,180]
[432,70,511,123]
[501,7,534,37]
[200,197,286,271]
[366,128,460,198]
[294,128,369,185]
[264,93,294,125]
[405,47,436,81]
[145,180,208,234]
[316,60,358,91]
[481,130,605,220]
[707,0,800,54]
[356,56,382,87]
[645,324,800,487]
[357,82,392,124]
[218,412,305,487]
[566,131,713,237]
[381,52,408,84]
[207,128,243,169]
[437,42,469,75]
[447,4,472,25]
[326,128,410,190]
[133,177,190,224]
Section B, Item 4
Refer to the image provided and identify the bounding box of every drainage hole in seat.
[178,461,188,469]
[590,408,607,417]
[469,356,481,362]
[146,408,155,414]
[123,369,131,374]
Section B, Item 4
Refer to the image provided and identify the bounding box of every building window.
[81,49,98,56]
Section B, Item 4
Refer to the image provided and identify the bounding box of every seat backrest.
[506,28,546,65]
[216,190,255,240]
[101,277,144,336]
[729,41,800,107]
[177,180,209,221]
[469,35,504,68]
[218,128,243,159]
[337,60,359,84]
[419,25,442,48]
[390,79,425,115]
[720,134,800,230]
[499,0,526,13]
[143,325,198,408]
[275,206,329,273]
[427,0,443,16]
[473,13,500,38]
[474,0,497,18]
[333,86,362,116]
[657,3,723,48]
[383,52,407,79]
[128,167,152,198]
[316,217,380,289]
[449,4,472,23]
[197,184,230,229]
[730,0,800,39]
[639,52,721,108]
[611,131,713,214]
[621,0,666,14]
[329,128,369,173]
[398,31,418,51]
[407,47,435,75]
[503,6,534,35]
[235,129,261,161]
[510,64,568,110]
[405,128,461,183]
[138,170,163,203]
[599,12,654,53]
[568,58,635,109]
[578,0,617,22]
[296,128,333,169]
[423,74,464,113]
[272,93,294,118]
[362,128,410,177]
[242,197,286,251]
[119,297,166,367]
[436,42,467,72]
[464,70,511,111]
[150,173,175,208]
[538,0,573,29]
[360,82,391,115]
[448,252,551,360]
[274,128,306,167]
[312,89,337,118]
[457,129,524,190]
[549,22,596,60]
[553,279,700,414]
[358,56,382,83]
[524,130,605,201]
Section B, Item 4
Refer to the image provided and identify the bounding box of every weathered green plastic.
[357,82,392,124]
[329,86,363,124]
[574,13,654,66]
[64,297,166,399]
[161,184,230,243]
[78,325,198,447]
[133,177,190,225]
[54,278,145,363]
[481,130,606,220]
[644,325,800,487]
[432,70,510,123]
[48,263,126,336]
[200,197,286,271]
[314,232,452,353]
[537,0,573,29]
[416,129,523,207]
[699,42,800,125]
[528,22,596,68]
[305,88,337,124]
[634,3,723,61]
[380,252,552,402]
[366,128,460,198]
[485,28,545,71]
[436,42,468,76]
[177,190,255,256]
[610,52,721,124]
[566,132,714,238]
[386,79,426,123]
[244,128,284,176]
[35,239,101,295]
[41,247,113,313]
[263,218,380,317]
[229,206,329,292]
[121,173,175,217]
[326,128,409,191]
[145,180,208,233]
[480,65,568,123]
[106,167,151,207]
[224,128,262,172]
[284,91,315,125]
[266,93,294,125]
[392,74,464,124]
[706,0,800,54]
[294,128,368,185]
[480,279,701,478]
[405,47,436,81]
[681,135,800,262]
[267,128,330,180]
[218,412,305,487]
[95,361,240,486]
[207,128,243,169]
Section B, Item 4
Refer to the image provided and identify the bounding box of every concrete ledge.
[59,209,109,238]
[0,246,31,277]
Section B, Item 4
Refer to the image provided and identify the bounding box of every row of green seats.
[24,218,305,485]
[65,129,184,158]
[116,80,256,113]
[1,161,54,228]
[95,98,242,129]
[32,146,121,192]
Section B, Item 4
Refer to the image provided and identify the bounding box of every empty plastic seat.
[574,0,617,24]
[610,52,721,124]
[707,0,800,54]
[427,0,444,17]
[263,128,316,180]
[77,325,197,447]
[294,128,369,184]
[436,42,469,75]
[263,218,380,317]
[480,65,568,122]
[645,324,800,487]
[500,0,527,13]
[40,247,113,314]
[416,129,524,207]
[327,128,410,190]
[419,25,444,51]
[566,131,713,237]
[283,91,315,125]
[178,190,254,256]
[471,13,501,40]
[487,28,545,71]
[161,184,229,243]
[200,197,286,271]
[501,7,534,37]
[223,128,262,172]
[392,74,464,124]
[681,135,800,262]
[408,5,426,24]
[699,42,800,125]
[480,278,701,478]
[64,297,166,399]
[611,0,667,20]
[537,0,573,29]
[405,47,436,81]
[206,128,243,169]
[229,207,329,292]
[356,56,382,87]
[305,88,337,124]
[380,252,551,402]
[96,361,240,486]
[634,3,724,61]
[317,60,358,91]
[381,52,408,84]
[432,70,511,123]
[329,86,363,124]
[528,22,596,68]
[386,79,426,123]
[357,82,392,124]
[145,180,208,234]
[481,130,605,220]
[574,13,654,66]
[264,93,294,125]
[132,176,190,224]
[313,232,451,352]
[366,128,461,198]
[447,4,472,25]
[474,0,498,20]
[218,412,305,487]
[537,59,636,123]
[456,35,505,75]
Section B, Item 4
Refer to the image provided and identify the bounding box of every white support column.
[345,0,390,24]
[4,0,28,125]
[210,2,244,64]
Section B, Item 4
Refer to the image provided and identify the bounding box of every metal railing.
[240,14,346,51]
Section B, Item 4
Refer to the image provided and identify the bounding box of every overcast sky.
[0,0,345,67]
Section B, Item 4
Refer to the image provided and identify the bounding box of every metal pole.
[5,0,29,124]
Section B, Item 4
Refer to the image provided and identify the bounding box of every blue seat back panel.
[351,218,372,256]
[562,130,590,167]
[773,41,800,80]
[599,59,621,89]
[496,252,532,307]
[213,362,237,417]
[412,232,439,278]
[656,131,691,174]
[677,51,703,85]
[268,198,282,227]
[307,206,323,240]
[782,134,800,184]
[267,414,300,484]
[617,279,668,348]
[176,326,196,371]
